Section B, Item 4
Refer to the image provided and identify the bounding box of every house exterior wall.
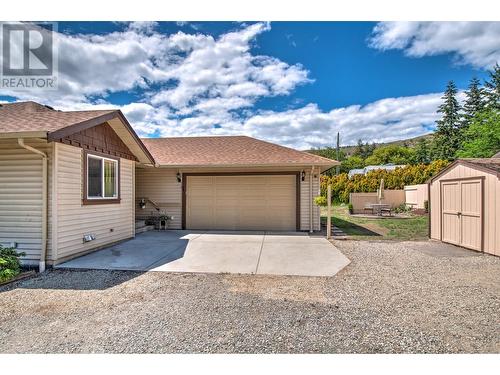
[135,167,182,229]
[429,163,499,256]
[135,166,321,231]
[0,138,53,264]
[51,142,135,263]
[300,169,320,231]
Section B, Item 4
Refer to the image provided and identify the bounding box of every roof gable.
[0,101,155,164]
[428,158,500,183]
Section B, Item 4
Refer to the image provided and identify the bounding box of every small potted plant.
[158,213,173,230]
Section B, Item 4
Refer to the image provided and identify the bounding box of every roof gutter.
[0,131,47,139]
[155,163,337,170]
[17,139,48,272]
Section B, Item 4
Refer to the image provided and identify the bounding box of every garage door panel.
[186,174,296,231]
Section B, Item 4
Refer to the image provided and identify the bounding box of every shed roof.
[428,158,500,182]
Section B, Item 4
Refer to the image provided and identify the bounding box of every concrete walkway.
[56,230,350,277]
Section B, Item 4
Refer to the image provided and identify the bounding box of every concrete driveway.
[56,231,350,277]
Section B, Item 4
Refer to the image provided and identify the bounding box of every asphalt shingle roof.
[142,136,339,167]
[463,158,500,175]
[0,101,116,134]
[1,101,339,168]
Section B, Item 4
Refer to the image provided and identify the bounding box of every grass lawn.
[321,204,429,241]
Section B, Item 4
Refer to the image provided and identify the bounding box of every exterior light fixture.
[139,198,146,209]
[301,171,305,181]
[176,172,182,183]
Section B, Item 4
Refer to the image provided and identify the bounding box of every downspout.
[18,139,47,272]
[309,166,314,233]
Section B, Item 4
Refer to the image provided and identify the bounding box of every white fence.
[404,184,428,209]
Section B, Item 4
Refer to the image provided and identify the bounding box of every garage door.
[185,174,297,231]
[441,179,482,251]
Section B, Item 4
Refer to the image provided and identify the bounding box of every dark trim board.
[437,175,486,183]
[181,171,301,231]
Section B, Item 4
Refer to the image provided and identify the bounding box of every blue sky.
[1,21,498,148]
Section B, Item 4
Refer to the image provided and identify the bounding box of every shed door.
[460,180,482,250]
[186,175,296,231]
[441,179,482,250]
[441,182,461,245]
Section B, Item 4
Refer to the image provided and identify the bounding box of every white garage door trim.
[182,172,300,231]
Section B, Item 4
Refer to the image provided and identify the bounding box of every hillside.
[340,133,433,156]
[309,133,434,156]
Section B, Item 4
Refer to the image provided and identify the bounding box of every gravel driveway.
[1,240,499,353]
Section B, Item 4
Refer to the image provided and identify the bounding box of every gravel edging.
[0,240,498,353]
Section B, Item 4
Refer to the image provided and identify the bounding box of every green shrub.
[0,245,25,283]
[423,200,429,213]
[394,203,411,214]
[314,196,327,206]
[320,160,448,203]
[348,203,353,214]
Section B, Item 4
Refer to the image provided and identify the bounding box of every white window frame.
[86,153,119,200]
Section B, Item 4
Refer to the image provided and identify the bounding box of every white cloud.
[2,22,460,150]
[369,22,500,69]
[0,22,310,114]
[119,92,447,149]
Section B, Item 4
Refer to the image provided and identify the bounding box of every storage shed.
[428,158,500,256]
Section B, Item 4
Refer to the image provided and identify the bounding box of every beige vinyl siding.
[0,138,53,264]
[429,163,499,256]
[300,169,320,231]
[53,143,135,262]
[135,167,182,229]
[136,166,321,232]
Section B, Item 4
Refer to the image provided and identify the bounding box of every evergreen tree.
[456,109,500,158]
[412,138,431,164]
[462,77,485,128]
[353,139,365,158]
[365,142,376,157]
[484,63,500,110]
[432,81,462,161]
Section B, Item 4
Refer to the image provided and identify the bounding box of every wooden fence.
[349,190,405,214]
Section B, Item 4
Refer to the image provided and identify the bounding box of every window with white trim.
[86,154,118,199]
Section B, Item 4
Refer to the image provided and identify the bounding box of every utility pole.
[336,132,340,175]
